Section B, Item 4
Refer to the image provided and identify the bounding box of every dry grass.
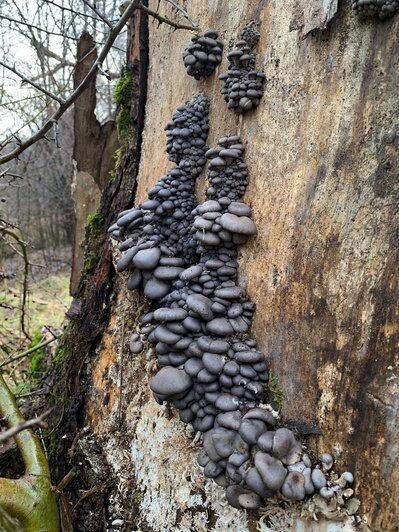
[0,270,72,359]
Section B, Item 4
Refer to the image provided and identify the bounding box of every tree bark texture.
[62,2,398,531]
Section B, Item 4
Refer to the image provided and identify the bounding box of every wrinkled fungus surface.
[352,0,399,18]
[183,29,224,80]
[110,96,354,511]
[219,21,265,113]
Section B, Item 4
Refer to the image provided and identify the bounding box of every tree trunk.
[59,2,399,531]
[70,33,119,296]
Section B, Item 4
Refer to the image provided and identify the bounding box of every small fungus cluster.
[352,0,399,18]
[110,95,354,511]
[182,29,224,80]
[219,21,265,113]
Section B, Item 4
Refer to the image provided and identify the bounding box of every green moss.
[113,68,135,152]
[268,369,284,411]
[87,210,104,232]
[28,331,46,378]
[52,346,70,369]
[83,208,104,275]
[113,67,134,107]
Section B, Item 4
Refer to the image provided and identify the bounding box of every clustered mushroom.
[110,97,354,511]
[352,0,399,18]
[143,135,267,433]
[219,21,265,113]
[108,92,209,298]
[183,29,224,80]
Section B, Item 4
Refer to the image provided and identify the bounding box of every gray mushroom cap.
[243,407,276,427]
[254,451,287,491]
[220,213,257,235]
[281,471,306,501]
[311,468,327,489]
[245,467,273,498]
[320,453,334,471]
[153,307,188,322]
[150,366,192,398]
[238,492,263,510]
[225,485,261,510]
[144,279,170,299]
[211,427,236,458]
[133,247,161,269]
[257,431,275,453]
[215,393,241,412]
[129,339,144,354]
[203,431,223,462]
[272,428,302,465]
[216,411,243,431]
[186,293,214,320]
[239,418,266,445]
[228,201,252,217]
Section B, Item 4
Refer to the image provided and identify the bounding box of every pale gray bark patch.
[291,0,338,37]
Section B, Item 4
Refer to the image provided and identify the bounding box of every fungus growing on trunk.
[219,21,265,113]
[110,99,355,512]
[182,29,224,79]
[352,0,399,19]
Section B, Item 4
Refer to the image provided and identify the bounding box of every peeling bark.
[291,0,338,37]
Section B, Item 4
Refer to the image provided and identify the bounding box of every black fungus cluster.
[183,29,224,80]
[352,0,399,18]
[108,92,209,299]
[219,21,265,113]
[110,100,354,511]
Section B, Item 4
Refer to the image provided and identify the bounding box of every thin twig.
[164,0,198,27]
[0,14,82,40]
[55,467,79,497]
[0,0,140,165]
[139,3,198,31]
[0,168,23,179]
[0,408,52,444]
[0,336,59,369]
[0,61,65,105]
[16,389,46,399]
[82,0,113,28]
[40,0,108,24]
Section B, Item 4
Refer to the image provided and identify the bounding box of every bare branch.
[0,168,23,179]
[0,0,140,165]
[40,0,109,24]
[139,3,199,31]
[0,13,81,41]
[82,0,113,28]
[0,409,52,444]
[33,41,75,66]
[0,60,65,104]
[164,0,199,28]
[0,335,59,370]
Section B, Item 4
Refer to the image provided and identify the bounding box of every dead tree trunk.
[70,33,119,295]
[57,2,398,531]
